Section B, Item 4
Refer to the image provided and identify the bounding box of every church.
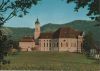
[19,19,84,52]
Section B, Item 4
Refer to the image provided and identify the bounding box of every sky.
[4,0,90,28]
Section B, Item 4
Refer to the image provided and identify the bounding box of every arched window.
[49,40,51,42]
[47,43,48,47]
[63,40,66,42]
[81,43,83,47]
[49,43,51,47]
[57,42,59,47]
[44,43,45,47]
[61,42,62,47]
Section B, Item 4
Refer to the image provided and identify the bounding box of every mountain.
[1,27,34,40]
[3,20,100,41]
[41,20,100,41]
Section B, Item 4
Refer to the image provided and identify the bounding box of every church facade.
[39,27,83,52]
[19,19,84,52]
[19,36,35,51]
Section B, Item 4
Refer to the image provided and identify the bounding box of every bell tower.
[34,18,40,40]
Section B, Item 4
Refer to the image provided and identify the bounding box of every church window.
[63,40,66,42]
[44,43,45,47]
[61,42,62,47]
[81,43,83,47]
[49,43,51,47]
[57,42,59,47]
[47,43,48,47]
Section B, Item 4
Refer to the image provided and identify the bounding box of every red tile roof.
[39,32,53,39]
[20,36,34,42]
[39,27,83,39]
[54,27,82,38]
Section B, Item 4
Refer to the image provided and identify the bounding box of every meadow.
[1,52,100,71]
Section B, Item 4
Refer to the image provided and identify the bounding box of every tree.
[0,0,40,26]
[66,0,100,23]
[83,31,95,56]
[0,0,40,64]
[0,30,7,63]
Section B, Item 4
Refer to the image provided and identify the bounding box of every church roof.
[35,18,40,24]
[53,27,82,38]
[39,32,53,39]
[20,36,34,42]
[39,27,83,39]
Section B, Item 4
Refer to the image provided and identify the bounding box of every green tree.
[83,31,95,56]
[66,0,100,22]
[0,31,7,63]
[0,0,40,26]
[0,0,40,64]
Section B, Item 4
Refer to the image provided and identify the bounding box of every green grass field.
[1,52,100,70]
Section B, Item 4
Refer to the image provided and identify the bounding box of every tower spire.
[35,18,40,24]
[34,18,41,40]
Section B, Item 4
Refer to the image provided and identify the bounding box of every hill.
[1,27,34,40]
[41,20,100,41]
[3,20,100,41]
